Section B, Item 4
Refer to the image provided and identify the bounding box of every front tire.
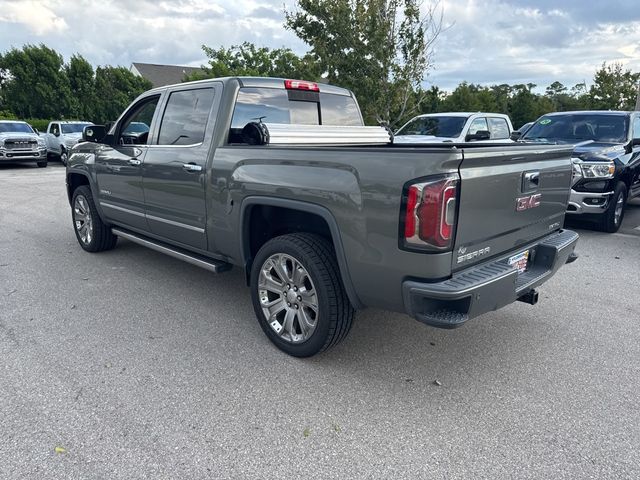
[600,182,627,233]
[37,160,47,168]
[250,233,354,357]
[71,186,117,252]
[60,147,68,166]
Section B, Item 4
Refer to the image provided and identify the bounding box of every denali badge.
[457,246,491,264]
[516,193,542,211]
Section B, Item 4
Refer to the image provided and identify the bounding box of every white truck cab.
[43,121,93,165]
[394,112,514,144]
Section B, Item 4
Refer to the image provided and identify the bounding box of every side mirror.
[83,125,108,143]
[466,130,491,142]
[510,131,522,141]
[53,130,60,137]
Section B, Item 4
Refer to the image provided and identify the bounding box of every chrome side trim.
[111,228,230,273]
[100,202,145,217]
[145,213,205,233]
[100,202,205,233]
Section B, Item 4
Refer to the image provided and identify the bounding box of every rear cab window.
[229,85,362,144]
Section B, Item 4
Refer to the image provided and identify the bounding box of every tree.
[186,42,320,81]
[589,62,640,110]
[286,0,443,127]
[0,44,72,118]
[66,54,96,119]
[92,67,152,123]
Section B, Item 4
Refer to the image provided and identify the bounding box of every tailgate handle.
[523,171,540,191]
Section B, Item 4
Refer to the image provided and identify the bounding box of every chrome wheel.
[60,150,68,165]
[613,192,624,226]
[73,195,93,245]
[258,253,318,344]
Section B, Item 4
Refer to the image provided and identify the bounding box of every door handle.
[182,163,203,172]
[128,158,141,166]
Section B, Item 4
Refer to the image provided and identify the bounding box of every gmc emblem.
[516,193,542,211]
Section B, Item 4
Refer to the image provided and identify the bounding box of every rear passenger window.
[157,88,214,146]
[488,117,510,139]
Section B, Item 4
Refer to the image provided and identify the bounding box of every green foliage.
[92,66,152,123]
[0,44,72,118]
[66,54,96,119]
[185,42,320,82]
[589,62,640,110]
[285,0,443,127]
[0,45,151,124]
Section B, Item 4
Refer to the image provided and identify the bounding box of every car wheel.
[36,160,47,168]
[250,233,354,357]
[71,185,118,252]
[600,182,627,233]
[60,147,68,166]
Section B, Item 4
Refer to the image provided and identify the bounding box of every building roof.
[130,62,205,88]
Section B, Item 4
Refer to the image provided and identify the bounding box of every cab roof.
[146,76,354,97]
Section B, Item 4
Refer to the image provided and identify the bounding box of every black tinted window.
[158,88,214,146]
[231,87,362,131]
[633,117,640,139]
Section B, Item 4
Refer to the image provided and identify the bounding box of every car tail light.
[402,175,459,250]
[284,79,319,92]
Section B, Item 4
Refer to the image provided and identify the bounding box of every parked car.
[510,121,534,141]
[519,110,640,232]
[43,121,93,165]
[66,77,578,357]
[0,120,48,167]
[394,112,514,143]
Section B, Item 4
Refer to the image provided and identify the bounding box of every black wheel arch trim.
[66,169,109,225]
[239,196,363,309]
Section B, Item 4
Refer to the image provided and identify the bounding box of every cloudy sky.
[1,0,639,91]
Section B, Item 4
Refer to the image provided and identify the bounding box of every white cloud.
[0,0,68,35]
[0,0,639,92]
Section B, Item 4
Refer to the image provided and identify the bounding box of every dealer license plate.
[508,250,529,274]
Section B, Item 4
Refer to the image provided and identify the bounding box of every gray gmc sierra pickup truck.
[66,77,578,357]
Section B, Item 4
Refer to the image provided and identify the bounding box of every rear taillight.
[402,176,458,250]
[284,79,319,91]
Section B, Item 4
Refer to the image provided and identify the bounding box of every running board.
[111,228,232,273]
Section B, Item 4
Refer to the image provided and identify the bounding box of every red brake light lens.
[403,176,458,249]
[284,79,319,92]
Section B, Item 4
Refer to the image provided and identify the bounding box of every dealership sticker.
[539,119,552,125]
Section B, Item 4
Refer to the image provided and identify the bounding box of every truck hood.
[572,141,626,162]
[394,135,455,144]
[0,132,40,142]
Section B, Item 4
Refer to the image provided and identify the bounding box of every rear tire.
[71,185,117,252]
[600,182,627,233]
[250,233,355,357]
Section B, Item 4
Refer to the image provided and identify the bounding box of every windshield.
[0,122,34,134]
[61,123,91,134]
[523,114,629,143]
[396,116,468,138]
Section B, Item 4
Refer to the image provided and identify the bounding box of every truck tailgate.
[453,145,573,271]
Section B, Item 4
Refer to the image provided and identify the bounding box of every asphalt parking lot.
[1,163,639,479]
